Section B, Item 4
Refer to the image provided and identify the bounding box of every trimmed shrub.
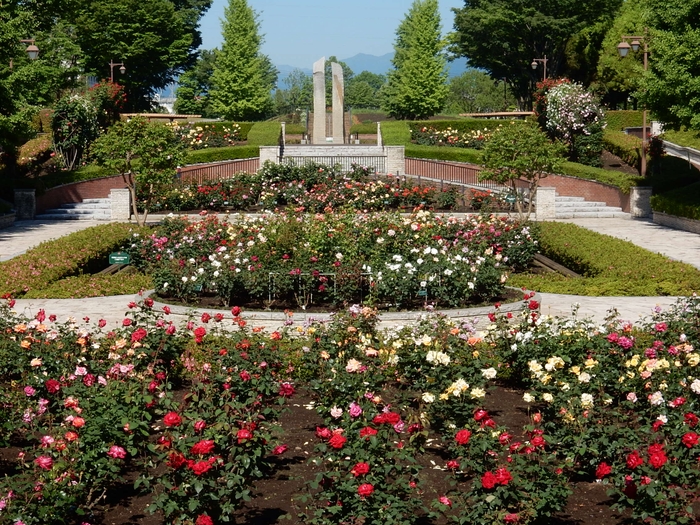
[651,182,700,221]
[247,122,282,146]
[23,272,152,299]
[605,110,643,131]
[185,145,259,164]
[603,130,641,173]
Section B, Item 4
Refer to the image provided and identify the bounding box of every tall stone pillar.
[312,57,326,144]
[331,62,345,144]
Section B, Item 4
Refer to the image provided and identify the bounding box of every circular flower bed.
[126,210,538,310]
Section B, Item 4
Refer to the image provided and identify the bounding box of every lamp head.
[119,64,126,75]
[531,60,538,70]
[617,41,631,57]
[25,44,39,60]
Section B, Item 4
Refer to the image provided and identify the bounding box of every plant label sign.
[109,252,131,265]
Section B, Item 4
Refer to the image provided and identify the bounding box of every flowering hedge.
[0,292,699,524]
[127,210,538,309]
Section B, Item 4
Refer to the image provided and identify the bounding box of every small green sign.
[109,252,131,265]
[417,290,428,297]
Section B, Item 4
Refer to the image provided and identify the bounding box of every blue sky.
[198,0,464,68]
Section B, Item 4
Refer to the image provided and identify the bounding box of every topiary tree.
[50,94,99,171]
[480,121,566,220]
[90,116,185,226]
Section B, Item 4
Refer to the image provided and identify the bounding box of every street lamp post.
[531,55,548,80]
[9,39,40,69]
[618,30,649,177]
[109,60,126,82]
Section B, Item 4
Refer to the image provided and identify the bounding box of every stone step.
[555,210,631,219]
[61,202,111,210]
[556,200,610,209]
[554,196,585,202]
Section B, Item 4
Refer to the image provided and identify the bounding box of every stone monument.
[331,62,345,143]
[312,57,326,145]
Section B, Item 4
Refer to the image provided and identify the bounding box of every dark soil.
[0,386,626,525]
[601,150,640,176]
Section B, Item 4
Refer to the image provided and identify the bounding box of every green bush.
[508,221,700,295]
[247,122,282,146]
[284,123,305,134]
[560,161,644,193]
[0,223,149,297]
[409,119,512,135]
[380,121,411,145]
[349,122,379,134]
[23,272,153,299]
[603,130,641,172]
[185,145,259,164]
[605,110,643,131]
[651,181,700,220]
[405,144,483,164]
[661,128,700,150]
[647,155,700,195]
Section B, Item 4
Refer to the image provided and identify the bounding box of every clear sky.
[198,0,464,68]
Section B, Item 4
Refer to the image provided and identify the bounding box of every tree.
[74,0,212,111]
[382,0,448,120]
[175,49,217,117]
[275,68,313,116]
[50,94,99,171]
[346,71,386,109]
[451,0,623,108]
[91,116,185,226]
[595,0,646,108]
[209,0,274,120]
[480,121,565,220]
[445,70,516,114]
[639,0,700,130]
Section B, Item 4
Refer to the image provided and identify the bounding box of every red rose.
[649,450,667,469]
[163,306,171,315]
[34,455,53,470]
[167,452,187,469]
[201,312,211,323]
[191,439,215,455]
[682,432,699,448]
[446,460,459,470]
[495,467,512,485]
[122,318,132,326]
[481,471,498,489]
[359,427,377,439]
[279,382,295,397]
[72,416,85,428]
[455,429,472,445]
[351,462,370,477]
[189,460,213,476]
[231,306,242,317]
[316,427,332,439]
[685,413,699,427]
[163,411,182,427]
[531,435,546,448]
[239,370,251,382]
[481,418,496,429]
[131,327,147,343]
[372,414,387,425]
[193,326,206,343]
[626,451,644,469]
[474,409,488,421]
[45,379,61,394]
[237,429,253,444]
[499,432,512,445]
[83,374,96,387]
[504,513,520,523]
[357,483,374,498]
[144,298,153,308]
[438,495,452,507]
[328,434,347,449]
[195,514,214,525]
[595,462,612,479]
[528,300,539,310]
[272,444,288,455]
[194,420,207,433]
[385,412,401,425]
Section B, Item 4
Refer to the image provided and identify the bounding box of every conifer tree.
[210,0,274,120]
[382,0,448,120]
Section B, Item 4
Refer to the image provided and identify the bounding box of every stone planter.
[652,211,700,234]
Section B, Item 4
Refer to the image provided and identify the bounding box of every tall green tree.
[275,68,313,115]
[382,0,448,120]
[74,0,212,111]
[595,0,646,108]
[209,0,274,120]
[451,0,623,108]
[346,71,386,109]
[175,49,217,117]
[445,70,516,113]
[640,0,700,130]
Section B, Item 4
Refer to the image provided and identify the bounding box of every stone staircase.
[36,198,112,221]
[555,195,630,219]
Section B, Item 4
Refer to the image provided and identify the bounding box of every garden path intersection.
[3,216,699,331]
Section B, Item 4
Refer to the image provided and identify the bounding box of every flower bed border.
[143,287,538,328]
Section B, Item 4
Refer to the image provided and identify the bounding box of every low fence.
[282,155,387,174]
[177,158,260,185]
[662,140,700,169]
[405,158,508,192]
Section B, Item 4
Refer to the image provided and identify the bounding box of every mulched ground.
[0,385,623,525]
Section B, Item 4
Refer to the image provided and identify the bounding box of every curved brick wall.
[36,175,127,214]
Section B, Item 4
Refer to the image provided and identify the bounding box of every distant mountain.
[275,53,470,89]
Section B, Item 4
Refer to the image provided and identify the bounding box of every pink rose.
[107,446,127,459]
[34,455,53,470]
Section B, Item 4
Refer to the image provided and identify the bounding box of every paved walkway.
[2,216,699,330]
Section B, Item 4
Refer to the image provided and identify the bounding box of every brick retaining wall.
[542,174,630,212]
[36,174,127,214]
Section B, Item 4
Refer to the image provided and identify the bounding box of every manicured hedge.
[602,130,642,172]
[0,223,149,297]
[405,144,483,164]
[23,272,153,299]
[380,121,411,145]
[651,181,700,221]
[409,119,516,135]
[560,161,644,194]
[508,221,700,296]
[605,110,643,131]
[247,122,282,146]
[185,145,259,164]
[662,128,700,150]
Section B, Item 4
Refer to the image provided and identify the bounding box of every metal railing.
[405,158,507,192]
[282,156,386,174]
[662,140,700,169]
[177,158,260,185]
